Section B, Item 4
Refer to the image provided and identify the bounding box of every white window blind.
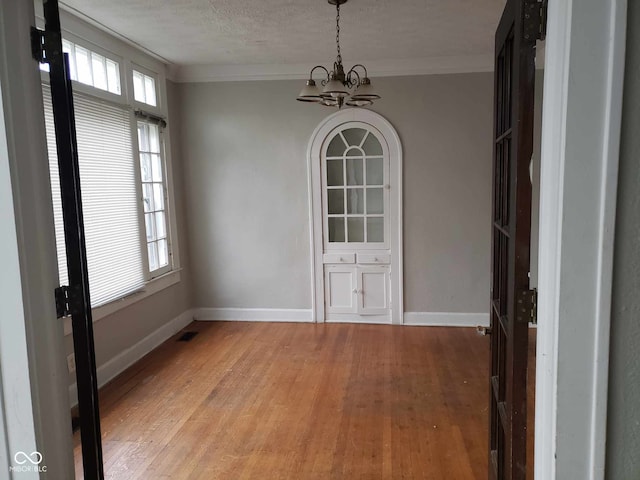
[43,86,145,307]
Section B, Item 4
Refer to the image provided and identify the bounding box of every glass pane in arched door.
[323,126,388,248]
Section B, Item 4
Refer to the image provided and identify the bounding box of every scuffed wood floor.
[74,322,535,479]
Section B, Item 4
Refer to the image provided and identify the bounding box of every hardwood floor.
[74,322,536,479]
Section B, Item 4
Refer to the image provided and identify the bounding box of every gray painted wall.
[176,73,494,313]
[65,80,193,389]
[177,80,324,310]
[605,3,640,478]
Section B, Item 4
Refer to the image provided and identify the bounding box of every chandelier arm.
[309,65,331,85]
[349,64,369,78]
[346,68,361,88]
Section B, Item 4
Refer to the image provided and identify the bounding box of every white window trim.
[36,8,182,331]
[159,117,181,271]
[131,63,162,112]
[61,31,126,98]
[134,118,174,279]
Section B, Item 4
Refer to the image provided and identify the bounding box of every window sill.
[62,269,182,336]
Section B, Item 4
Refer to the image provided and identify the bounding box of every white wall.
[176,73,495,315]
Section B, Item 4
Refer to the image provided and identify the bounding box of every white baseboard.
[195,308,489,327]
[325,313,391,324]
[403,312,490,327]
[68,309,194,408]
[194,307,313,323]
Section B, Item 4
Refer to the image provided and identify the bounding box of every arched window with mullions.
[322,124,390,249]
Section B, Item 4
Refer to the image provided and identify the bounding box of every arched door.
[308,110,402,324]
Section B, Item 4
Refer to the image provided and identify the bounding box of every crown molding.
[57,1,172,66]
[169,54,495,83]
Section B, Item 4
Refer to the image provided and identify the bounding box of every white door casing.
[308,109,403,324]
[535,0,627,478]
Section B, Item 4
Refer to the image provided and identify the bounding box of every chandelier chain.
[336,3,342,64]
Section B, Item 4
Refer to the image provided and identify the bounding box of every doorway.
[308,109,403,324]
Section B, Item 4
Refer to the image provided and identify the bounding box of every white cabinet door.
[324,265,357,314]
[357,266,390,315]
[325,265,390,317]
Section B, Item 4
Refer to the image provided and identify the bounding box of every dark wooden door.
[35,0,105,478]
[489,1,542,478]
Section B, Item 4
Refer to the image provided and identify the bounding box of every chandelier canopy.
[296,0,381,109]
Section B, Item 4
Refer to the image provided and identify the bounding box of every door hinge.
[517,288,538,324]
[54,285,82,319]
[30,27,46,63]
[524,0,547,42]
[538,0,548,41]
[530,288,538,324]
[55,286,70,318]
[30,26,63,65]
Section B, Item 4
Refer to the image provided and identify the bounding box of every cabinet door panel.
[325,266,357,314]
[359,267,390,314]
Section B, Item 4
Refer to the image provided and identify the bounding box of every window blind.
[43,86,145,307]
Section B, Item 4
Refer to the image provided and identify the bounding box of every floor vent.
[177,331,198,342]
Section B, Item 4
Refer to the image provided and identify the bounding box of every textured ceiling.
[60,0,506,67]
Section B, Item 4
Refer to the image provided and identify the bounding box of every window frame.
[36,10,182,327]
[40,30,127,107]
[62,37,123,96]
[130,63,162,112]
[134,118,173,279]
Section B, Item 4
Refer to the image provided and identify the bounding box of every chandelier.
[296,0,380,108]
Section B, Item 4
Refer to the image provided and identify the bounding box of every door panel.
[322,122,391,251]
[325,266,357,313]
[489,0,540,478]
[359,267,390,314]
[38,0,105,477]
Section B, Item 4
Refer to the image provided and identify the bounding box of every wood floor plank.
[73,321,535,479]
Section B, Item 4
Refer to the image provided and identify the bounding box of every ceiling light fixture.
[296,0,381,108]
